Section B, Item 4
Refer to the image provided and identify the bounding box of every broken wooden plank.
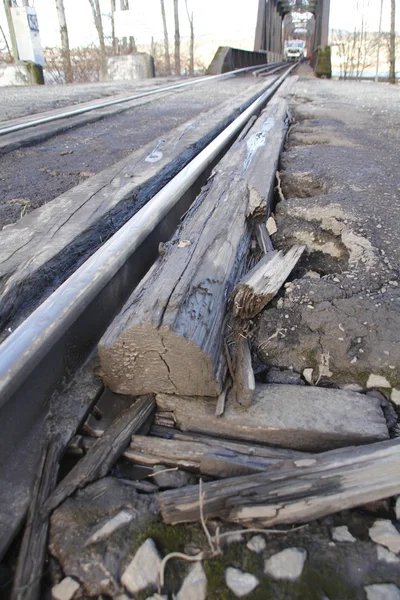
[255,223,274,254]
[43,395,155,515]
[99,90,291,398]
[11,437,63,600]
[81,388,145,437]
[0,357,103,562]
[232,337,255,407]
[126,431,307,477]
[149,426,308,460]
[156,384,389,452]
[232,245,305,319]
[159,438,400,526]
[0,81,269,340]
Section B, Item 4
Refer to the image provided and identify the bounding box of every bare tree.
[389,0,396,83]
[0,22,12,61]
[88,0,107,77]
[173,0,181,75]
[160,0,171,74]
[55,0,73,83]
[111,0,118,54]
[185,0,194,75]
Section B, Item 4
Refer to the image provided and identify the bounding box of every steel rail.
[0,63,274,137]
[0,64,296,408]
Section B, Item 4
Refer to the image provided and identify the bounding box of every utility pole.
[160,0,171,74]
[375,0,384,83]
[2,0,19,61]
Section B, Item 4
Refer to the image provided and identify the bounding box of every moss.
[204,543,273,600]
[288,562,358,599]
[25,61,44,85]
[135,520,207,595]
[303,348,319,371]
[130,521,358,599]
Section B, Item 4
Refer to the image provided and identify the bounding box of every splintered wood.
[98,90,291,399]
[127,428,307,478]
[232,245,305,319]
[159,438,400,526]
[44,395,155,515]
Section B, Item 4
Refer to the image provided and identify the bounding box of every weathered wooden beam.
[99,92,291,398]
[126,431,307,477]
[43,395,155,515]
[159,438,400,526]
[155,384,388,451]
[232,337,255,407]
[0,81,268,340]
[255,222,274,254]
[232,245,305,319]
[149,426,308,459]
[11,438,62,600]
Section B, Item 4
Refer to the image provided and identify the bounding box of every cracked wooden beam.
[99,90,292,398]
[159,438,400,526]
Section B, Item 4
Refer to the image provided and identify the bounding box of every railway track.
[1,62,398,599]
[0,62,288,155]
[0,62,295,563]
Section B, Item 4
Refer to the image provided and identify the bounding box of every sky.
[0,0,398,54]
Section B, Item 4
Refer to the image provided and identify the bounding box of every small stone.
[225,567,259,597]
[369,520,400,554]
[145,596,167,600]
[396,497,400,521]
[303,368,313,384]
[176,562,207,600]
[246,535,266,553]
[367,374,391,389]
[85,509,134,546]
[266,216,277,235]
[331,526,356,543]
[152,465,196,489]
[52,577,80,600]
[264,547,307,581]
[391,389,400,406]
[121,538,162,594]
[304,270,320,279]
[364,583,400,600]
[377,545,400,564]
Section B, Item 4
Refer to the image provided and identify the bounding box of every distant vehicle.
[284,40,306,61]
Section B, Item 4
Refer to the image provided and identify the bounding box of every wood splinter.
[232,245,305,319]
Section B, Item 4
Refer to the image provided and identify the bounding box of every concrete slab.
[156,384,388,452]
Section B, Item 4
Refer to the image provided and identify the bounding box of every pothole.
[280,171,325,199]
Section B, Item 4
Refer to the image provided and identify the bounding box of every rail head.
[0,63,273,137]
